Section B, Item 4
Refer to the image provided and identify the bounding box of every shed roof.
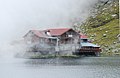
[80,33,88,39]
[81,42,100,47]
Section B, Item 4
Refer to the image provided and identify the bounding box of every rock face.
[80,0,119,55]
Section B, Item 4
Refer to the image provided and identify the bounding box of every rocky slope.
[79,0,119,55]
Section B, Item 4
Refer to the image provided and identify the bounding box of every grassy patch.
[87,19,119,46]
[59,55,80,58]
[29,54,80,59]
[29,54,56,59]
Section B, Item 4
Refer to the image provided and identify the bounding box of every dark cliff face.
[79,0,119,54]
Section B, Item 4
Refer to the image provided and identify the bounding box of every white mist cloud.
[0,0,98,43]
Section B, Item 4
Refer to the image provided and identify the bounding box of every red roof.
[46,28,72,36]
[80,33,88,39]
[31,30,48,38]
[25,28,76,38]
[25,28,72,37]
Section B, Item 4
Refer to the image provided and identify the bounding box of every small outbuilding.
[73,33,101,56]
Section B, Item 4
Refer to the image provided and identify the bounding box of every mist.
[0,0,98,44]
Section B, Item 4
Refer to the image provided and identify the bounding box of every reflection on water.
[0,57,120,78]
[24,57,120,66]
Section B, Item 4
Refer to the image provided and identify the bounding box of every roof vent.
[45,30,51,36]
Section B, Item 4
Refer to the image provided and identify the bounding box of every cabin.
[23,28,101,56]
[24,28,79,45]
[73,33,101,56]
[23,28,80,55]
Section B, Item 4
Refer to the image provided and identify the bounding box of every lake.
[0,57,120,78]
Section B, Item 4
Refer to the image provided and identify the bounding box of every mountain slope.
[79,0,119,55]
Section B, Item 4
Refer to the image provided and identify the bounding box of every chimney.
[45,30,51,36]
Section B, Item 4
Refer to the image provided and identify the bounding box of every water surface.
[0,57,120,78]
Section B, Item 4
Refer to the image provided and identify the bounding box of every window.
[81,39,88,43]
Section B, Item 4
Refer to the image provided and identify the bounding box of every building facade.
[23,28,80,55]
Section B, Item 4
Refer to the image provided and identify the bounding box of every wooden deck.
[73,47,101,56]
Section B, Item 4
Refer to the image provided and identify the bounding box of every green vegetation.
[29,54,56,59]
[58,55,80,58]
[87,19,119,45]
[80,0,119,56]
[29,54,80,59]
[22,52,80,59]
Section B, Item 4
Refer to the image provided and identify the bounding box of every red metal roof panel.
[80,33,88,39]
[46,28,72,36]
[31,30,48,38]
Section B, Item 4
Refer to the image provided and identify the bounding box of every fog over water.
[0,1,120,78]
[0,0,98,43]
